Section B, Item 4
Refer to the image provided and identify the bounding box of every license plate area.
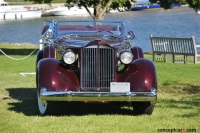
[110,82,130,92]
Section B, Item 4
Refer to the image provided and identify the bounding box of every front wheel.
[132,102,154,115]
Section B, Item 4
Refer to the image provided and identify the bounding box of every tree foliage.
[159,0,181,9]
[160,0,173,9]
[25,0,53,4]
[186,0,200,12]
[152,0,200,11]
[149,0,158,4]
[25,0,200,19]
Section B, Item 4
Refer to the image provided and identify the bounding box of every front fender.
[37,58,80,92]
[116,58,157,92]
[131,46,144,60]
[43,46,55,58]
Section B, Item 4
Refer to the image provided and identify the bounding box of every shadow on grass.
[156,98,200,118]
[156,83,200,118]
[0,48,38,55]
[6,88,38,116]
[161,83,200,94]
[6,88,134,116]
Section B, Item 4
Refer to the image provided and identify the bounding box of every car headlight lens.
[63,51,76,64]
[120,52,133,64]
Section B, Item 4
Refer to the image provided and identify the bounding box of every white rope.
[20,72,36,76]
[0,48,38,60]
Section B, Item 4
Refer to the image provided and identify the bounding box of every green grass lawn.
[0,44,199,133]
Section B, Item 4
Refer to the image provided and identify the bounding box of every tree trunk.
[82,0,113,20]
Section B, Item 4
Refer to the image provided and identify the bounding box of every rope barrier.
[20,72,36,76]
[0,48,38,60]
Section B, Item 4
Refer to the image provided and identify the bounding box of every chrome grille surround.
[81,46,115,91]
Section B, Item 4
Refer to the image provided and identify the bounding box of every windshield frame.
[43,20,126,43]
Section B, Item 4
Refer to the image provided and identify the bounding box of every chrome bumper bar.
[40,88,157,105]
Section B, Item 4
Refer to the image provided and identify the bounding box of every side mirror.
[126,31,135,40]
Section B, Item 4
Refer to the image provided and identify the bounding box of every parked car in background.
[36,20,157,115]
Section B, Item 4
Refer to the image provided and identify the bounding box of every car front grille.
[81,47,115,91]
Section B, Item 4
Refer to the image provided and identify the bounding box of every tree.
[152,0,200,12]
[65,0,132,20]
[186,0,200,12]
[26,0,200,19]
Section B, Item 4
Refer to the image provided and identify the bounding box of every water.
[0,6,200,52]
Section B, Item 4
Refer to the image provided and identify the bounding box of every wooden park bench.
[150,35,200,64]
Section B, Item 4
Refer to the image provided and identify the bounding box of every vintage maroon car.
[36,20,157,115]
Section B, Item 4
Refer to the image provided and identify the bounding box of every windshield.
[43,20,125,44]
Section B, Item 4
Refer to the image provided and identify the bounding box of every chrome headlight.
[120,51,133,64]
[63,51,76,64]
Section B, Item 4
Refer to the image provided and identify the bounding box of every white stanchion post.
[39,39,43,50]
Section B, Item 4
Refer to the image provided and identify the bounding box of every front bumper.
[39,88,157,105]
